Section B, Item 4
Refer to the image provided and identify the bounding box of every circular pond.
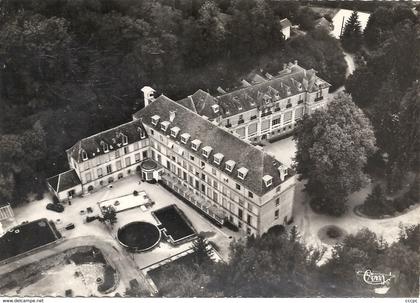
[117,221,161,252]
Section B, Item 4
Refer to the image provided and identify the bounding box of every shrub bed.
[359,177,419,218]
[97,265,117,293]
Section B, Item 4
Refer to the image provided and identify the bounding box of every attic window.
[191,139,201,151]
[211,104,220,113]
[121,133,128,145]
[171,127,180,138]
[138,127,146,139]
[161,121,170,131]
[225,160,236,172]
[181,133,190,144]
[101,142,109,153]
[151,115,160,126]
[237,167,249,180]
[202,146,213,158]
[263,175,273,187]
[213,153,224,165]
[81,150,88,161]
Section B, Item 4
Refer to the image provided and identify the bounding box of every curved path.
[0,235,155,295]
[293,181,420,263]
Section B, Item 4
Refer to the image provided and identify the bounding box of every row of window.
[225,95,305,127]
[84,150,148,182]
[155,148,259,217]
[150,136,257,198]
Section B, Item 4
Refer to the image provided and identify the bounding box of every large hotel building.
[47,61,330,236]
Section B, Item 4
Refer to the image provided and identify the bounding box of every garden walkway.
[292,180,420,263]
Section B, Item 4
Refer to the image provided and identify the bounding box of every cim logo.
[357,270,395,286]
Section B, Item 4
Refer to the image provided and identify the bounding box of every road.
[0,235,155,295]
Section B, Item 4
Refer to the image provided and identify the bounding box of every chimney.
[283,63,287,70]
[294,60,298,66]
[169,110,176,122]
[141,86,156,107]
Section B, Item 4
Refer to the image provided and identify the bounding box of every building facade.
[177,61,331,143]
[48,61,331,236]
[0,203,14,222]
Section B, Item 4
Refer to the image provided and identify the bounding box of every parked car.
[65,223,75,230]
[46,203,64,213]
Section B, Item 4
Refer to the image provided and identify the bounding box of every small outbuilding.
[47,169,82,202]
[279,18,292,40]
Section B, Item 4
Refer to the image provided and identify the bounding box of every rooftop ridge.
[160,95,282,166]
[65,119,141,153]
[216,66,304,99]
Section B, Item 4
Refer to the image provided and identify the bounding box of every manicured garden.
[357,174,419,219]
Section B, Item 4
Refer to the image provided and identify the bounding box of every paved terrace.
[12,175,240,270]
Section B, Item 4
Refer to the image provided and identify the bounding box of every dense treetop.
[0,0,346,205]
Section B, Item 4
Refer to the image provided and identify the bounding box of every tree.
[319,229,385,296]
[364,5,416,49]
[192,234,214,266]
[362,184,393,216]
[340,11,363,53]
[157,264,214,297]
[209,228,324,297]
[294,93,377,215]
[99,206,117,226]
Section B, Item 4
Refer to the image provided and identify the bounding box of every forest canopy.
[0,0,346,205]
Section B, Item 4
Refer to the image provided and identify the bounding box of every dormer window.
[213,153,224,165]
[121,133,128,145]
[211,104,220,113]
[101,141,109,153]
[202,146,213,158]
[263,175,273,187]
[81,149,88,161]
[151,115,160,126]
[161,121,170,131]
[225,160,236,172]
[138,127,146,139]
[237,167,249,180]
[171,126,180,138]
[191,139,201,151]
[181,133,191,144]
[278,164,288,181]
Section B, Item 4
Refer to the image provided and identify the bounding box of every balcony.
[238,119,244,125]
[225,123,232,128]
[274,107,281,112]
[298,100,304,104]
[315,96,324,102]
[161,171,225,225]
[286,103,292,109]
[250,115,257,120]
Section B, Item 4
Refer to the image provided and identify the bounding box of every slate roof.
[133,95,293,196]
[215,63,331,117]
[279,18,292,29]
[177,89,220,120]
[47,169,81,193]
[66,120,148,163]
